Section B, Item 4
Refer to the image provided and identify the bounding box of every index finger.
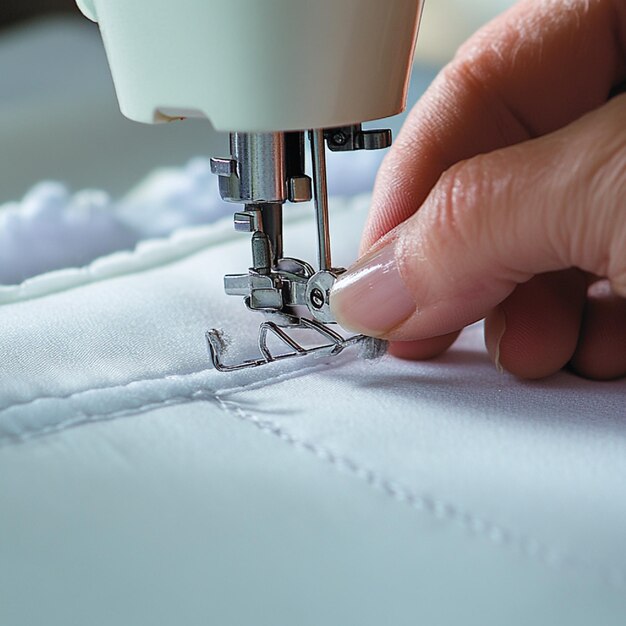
[363,0,626,251]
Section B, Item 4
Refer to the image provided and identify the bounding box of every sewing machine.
[75,0,424,371]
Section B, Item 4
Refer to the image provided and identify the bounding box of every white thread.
[0,390,210,447]
[0,368,212,415]
[213,394,626,590]
[0,358,337,417]
[1,363,624,590]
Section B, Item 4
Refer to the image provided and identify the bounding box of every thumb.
[331,95,626,341]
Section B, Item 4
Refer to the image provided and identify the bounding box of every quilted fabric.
[1,192,625,626]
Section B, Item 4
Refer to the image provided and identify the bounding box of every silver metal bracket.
[324,124,392,152]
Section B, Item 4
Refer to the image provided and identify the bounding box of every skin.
[341,0,626,380]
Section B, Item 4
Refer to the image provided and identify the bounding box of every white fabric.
[1,192,625,625]
[0,151,385,285]
[0,182,134,284]
[0,159,230,285]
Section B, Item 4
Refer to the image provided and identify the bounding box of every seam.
[0,368,211,415]
[213,359,347,396]
[0,391,210,447]
[0,222,234,305]
[0,359,337,422]
[1,376,624,589]
[213,394,626,590]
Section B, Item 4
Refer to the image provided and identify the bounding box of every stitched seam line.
[213,394,626,591]
[2,381,624,589]
[0,391,209,447]
[0,359,337,417]
[0,224,234,305]
[0,368,211,415]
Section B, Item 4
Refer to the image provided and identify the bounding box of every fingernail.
[487,306,507,374]
[330,242,415,336]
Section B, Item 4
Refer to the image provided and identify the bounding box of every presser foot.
[207,127,392,374]
[206,317,387,373]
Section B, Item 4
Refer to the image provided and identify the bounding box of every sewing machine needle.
[309,129,332,271]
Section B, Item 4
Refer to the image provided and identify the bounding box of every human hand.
[330,0,626,380]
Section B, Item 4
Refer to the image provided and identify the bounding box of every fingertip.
[484,271,587,380]
[569,282,626,381]
[330,240,416,339]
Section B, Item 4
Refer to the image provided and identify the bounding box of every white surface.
[1,193,625,625]
[0,150,386,285]
[78,0,423,131]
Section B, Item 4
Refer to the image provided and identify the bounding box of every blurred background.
[0,0,516,203]
[0,1,73,29]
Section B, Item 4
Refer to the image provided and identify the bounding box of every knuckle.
[427,162,474,244]
[427,156,503,257]
[426,151,533,285]
[579,97,626,282]
[452,15,522,76]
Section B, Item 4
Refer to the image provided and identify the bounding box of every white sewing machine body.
[75,0,422,131]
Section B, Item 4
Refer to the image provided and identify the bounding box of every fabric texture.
[1,188,625,626]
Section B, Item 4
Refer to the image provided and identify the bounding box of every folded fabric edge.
[0,193,370,306]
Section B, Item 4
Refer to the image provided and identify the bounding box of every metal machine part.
[206,319,388,373]
[208,125,391,371]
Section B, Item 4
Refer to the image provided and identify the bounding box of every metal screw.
[310,288,325,310]
[332,132,346,146]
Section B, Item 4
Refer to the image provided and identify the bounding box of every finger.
[363,0,626,251]
[331,96,626,341]
[388,331,461,362]
[569,281,626,380]
[484,271,587,379]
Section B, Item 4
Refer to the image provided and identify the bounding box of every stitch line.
[0,390,210,447]
[0,368,212,415]
[0,358,337,418]
[213,394,626,590]
[0,357,339,446]
[2,378,625,589]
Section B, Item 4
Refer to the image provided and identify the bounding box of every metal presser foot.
[206,126,390,372]
[206,318,387,373]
